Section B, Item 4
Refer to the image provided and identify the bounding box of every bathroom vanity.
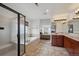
[64,35,79,56]
[52,34,64,47]
[51,33,79,56]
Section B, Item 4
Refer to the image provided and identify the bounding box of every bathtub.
[11,36,40,55]
[26,36,40,45]
[12,36,39,45]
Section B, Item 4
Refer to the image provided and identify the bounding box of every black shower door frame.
[0,3,26,56]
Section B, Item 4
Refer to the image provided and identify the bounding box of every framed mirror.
[68,24,73,33]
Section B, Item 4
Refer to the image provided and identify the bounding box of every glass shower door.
[0,6,17,56]
[19,15,25,55]
[25,22,29,42]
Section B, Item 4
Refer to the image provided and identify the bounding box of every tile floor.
[26,40,69,56]
[0,44,17,56]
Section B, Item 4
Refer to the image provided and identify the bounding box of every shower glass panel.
[0,6,17,56]
[26,22,29,42]
[20,15,25,55]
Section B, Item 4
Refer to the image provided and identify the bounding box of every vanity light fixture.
[54,19,66,21]
[75,8,79,14]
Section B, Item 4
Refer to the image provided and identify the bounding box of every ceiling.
[3,3,72,20]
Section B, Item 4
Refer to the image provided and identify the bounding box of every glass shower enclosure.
[0,3,26,56]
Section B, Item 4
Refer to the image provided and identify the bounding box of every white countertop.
[52,33,79,42]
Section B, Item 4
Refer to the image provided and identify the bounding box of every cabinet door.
[52,35,57,46]
[64,37,74,55]
[72,40,79,56]
[52,35,64,47]
[56,35,64,47]
[64,36,79,56]
[64,37,72,48]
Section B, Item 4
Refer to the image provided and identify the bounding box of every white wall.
[0,15,11,46]
[55,21,63,33]
[10,18,17,42]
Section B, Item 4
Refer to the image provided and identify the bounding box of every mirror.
[68,19,79,34]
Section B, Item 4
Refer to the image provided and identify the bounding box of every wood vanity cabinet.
[52,34,79,56]
[64,36,79,56]
[52,35,64,47]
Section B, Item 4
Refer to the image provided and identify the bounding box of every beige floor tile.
[25,40,69,56]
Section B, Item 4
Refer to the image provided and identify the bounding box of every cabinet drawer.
[52,35,64,47]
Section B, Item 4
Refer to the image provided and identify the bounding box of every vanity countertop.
[52,33,79,42]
